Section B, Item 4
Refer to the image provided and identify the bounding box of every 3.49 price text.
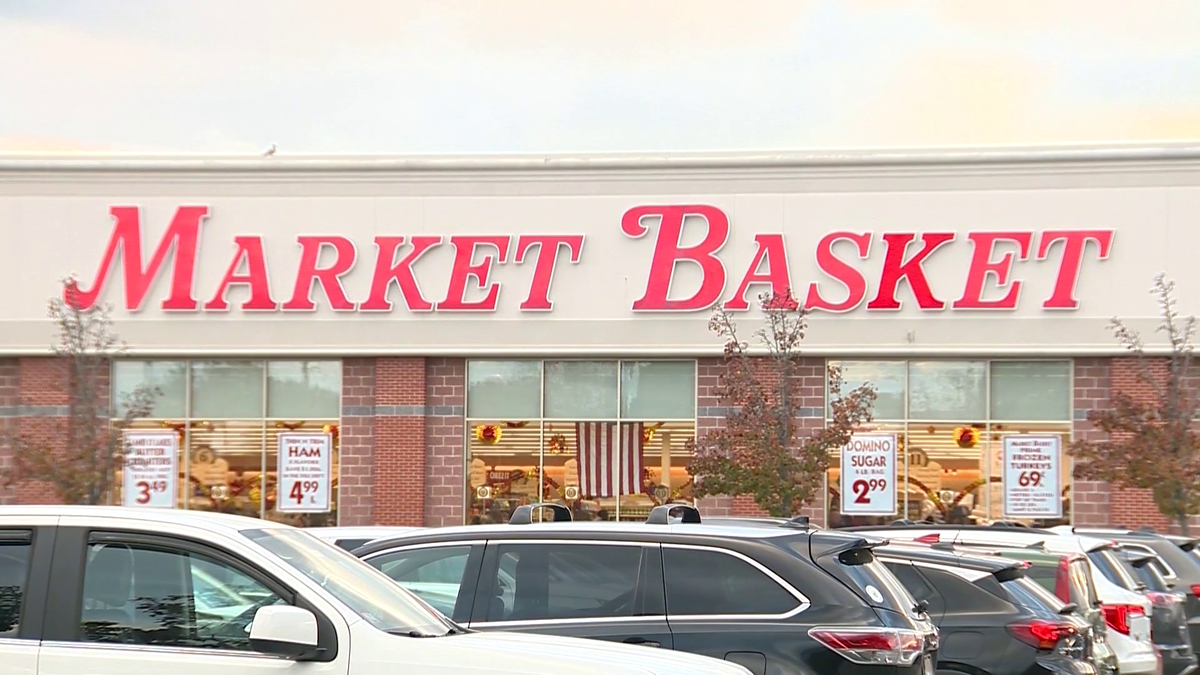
[134,480,168,504]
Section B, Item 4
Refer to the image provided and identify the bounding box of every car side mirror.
[248,605,322,660]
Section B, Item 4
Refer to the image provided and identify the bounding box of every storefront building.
[0,145,1197,529]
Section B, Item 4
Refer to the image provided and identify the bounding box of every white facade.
[2,143,1199,356]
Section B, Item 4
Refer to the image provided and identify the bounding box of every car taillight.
[1054,557,1072,604]
[808,627,926,666]
[1147,590,1181,607]
[1007,620,1078,650]
[1102,603,1145,635]
[1190,583,1200,598]
[914,533,940,544]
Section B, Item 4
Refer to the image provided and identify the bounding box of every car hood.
[357,626,753,674]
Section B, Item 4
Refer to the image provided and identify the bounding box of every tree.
[2,276,158,505]
[1071,273,1200,534]
[688,290,877,517]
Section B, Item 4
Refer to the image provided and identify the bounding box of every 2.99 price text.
[852,478,888,504]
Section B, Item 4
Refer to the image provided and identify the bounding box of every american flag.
[574,422,644,498]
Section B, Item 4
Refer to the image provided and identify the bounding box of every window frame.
[360,540,486,624]
[1121,543,1177,579]
[0,528,44,642]
[42,527,338,662]
[463,359,699,523]
[468,539,665,627]
[661,543,810,620]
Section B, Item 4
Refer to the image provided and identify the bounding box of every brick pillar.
[1072,357,1112,526]
[425,358,465,527]
[0,359,19,505]
[15,357,76,504]
[338,359,375,526]
[694,356,828,525]
[373,358,427,526]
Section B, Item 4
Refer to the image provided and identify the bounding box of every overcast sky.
[2,0,1199,154]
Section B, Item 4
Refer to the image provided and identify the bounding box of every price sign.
[839,433,898,515]
[277,432,332,513]
[1002,435,1062,518]
[122,431,178,508]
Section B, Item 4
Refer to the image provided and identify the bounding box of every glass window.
[78,540,283,650]
[370,546,474,618]
[990,361,1071,421]
[112,361,187,418]
[267,361,341,418]
[620,361,695,419]
[0,535,30,639]
[907,361,986,420]
[467,361,541,419]
[833,361,906,420]
[487,543,646,622]
[190,361,265,418]
[544,361,618,419]
[662,547,798,616]
[884,561,937,603]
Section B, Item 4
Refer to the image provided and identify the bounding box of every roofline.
[1,141,1200,173]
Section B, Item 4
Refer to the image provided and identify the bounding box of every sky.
[1,0,1199,154]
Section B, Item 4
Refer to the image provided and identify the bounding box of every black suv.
[1115,545,1197,675]
[1067,526,1200,658]
[352,503,939,675]
[874,544,1097,675]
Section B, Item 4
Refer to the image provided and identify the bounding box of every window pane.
[185,420,266,519]
[830,361,905,420]
[79,541,282,649]
[487,544,644,621]
[620,361,695,419]
[467,361,541,419]
[267,361,341,418]
[662,547,798,615]
[990,361,1071,421]
[190,361,264,418]
[372,546,473,618]
[467,418,539,525]
[0,536,30,638]
[112,361,186,418]
[908,361,986,420]
[544,361,618,419]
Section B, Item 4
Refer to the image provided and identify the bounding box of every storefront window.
[112,360,341,525]
[827,360,1072,527]
[466,360,696,525]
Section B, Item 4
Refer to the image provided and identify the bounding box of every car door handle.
[624,637,661,648]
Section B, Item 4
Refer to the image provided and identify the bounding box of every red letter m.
[68,206,209,311]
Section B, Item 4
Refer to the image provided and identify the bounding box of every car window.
[1122,544,1175,579]
[78,541,284,650]
[883,561,936,603]
[663,546,799,616]
[0,535,31,639]
[1068,559,1100,609]
[369,546,473,617]
[1002,577,1069,619]
[485,543,649,622]
[244,528,458,636]
[1088,549,1139,591]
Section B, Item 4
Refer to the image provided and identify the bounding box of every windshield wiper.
[389,628,468,638]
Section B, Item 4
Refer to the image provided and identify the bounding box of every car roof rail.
[647,503,701,524]
[782,515,813,529]
[890,519,920,526]
[509,503,573,524]
[1139,525,1157,533]
[989,520,1031,528]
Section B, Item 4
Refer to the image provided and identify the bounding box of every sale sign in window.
[839,433,898,516]
[277,432,333,513]
[1002,435,1062,518]
[122,431,179,508]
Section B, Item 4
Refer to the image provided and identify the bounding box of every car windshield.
[243,528,458,636]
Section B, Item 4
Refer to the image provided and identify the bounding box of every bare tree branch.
[1,276,159,504]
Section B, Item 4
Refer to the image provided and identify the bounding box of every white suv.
[844,525,1161,675]
[3,506,752,675]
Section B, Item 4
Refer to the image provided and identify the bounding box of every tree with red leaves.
[2,276,158,505]
[688,290,878,518]
[1071,273,1200,534]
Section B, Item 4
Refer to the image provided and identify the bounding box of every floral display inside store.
[112,360,342,525]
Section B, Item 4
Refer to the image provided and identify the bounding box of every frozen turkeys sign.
[68,204,1113,315]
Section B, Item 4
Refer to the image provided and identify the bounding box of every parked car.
[1115,546,1197,675]
[353,503,941,675]
[0,506,755,675]
[843,524,1161,675]
[305,526,422,551]
[874,542,1097,675]
[901,535,1117,675]
[1059,526,1200,661]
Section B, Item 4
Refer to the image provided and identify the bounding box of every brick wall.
[693,356,827,525]
[425,358,465,527]
[1071,357,1112,526]
[337,359,375,526]
[372,358,427,526]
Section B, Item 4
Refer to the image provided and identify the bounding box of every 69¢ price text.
[1017,471,1044,487]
